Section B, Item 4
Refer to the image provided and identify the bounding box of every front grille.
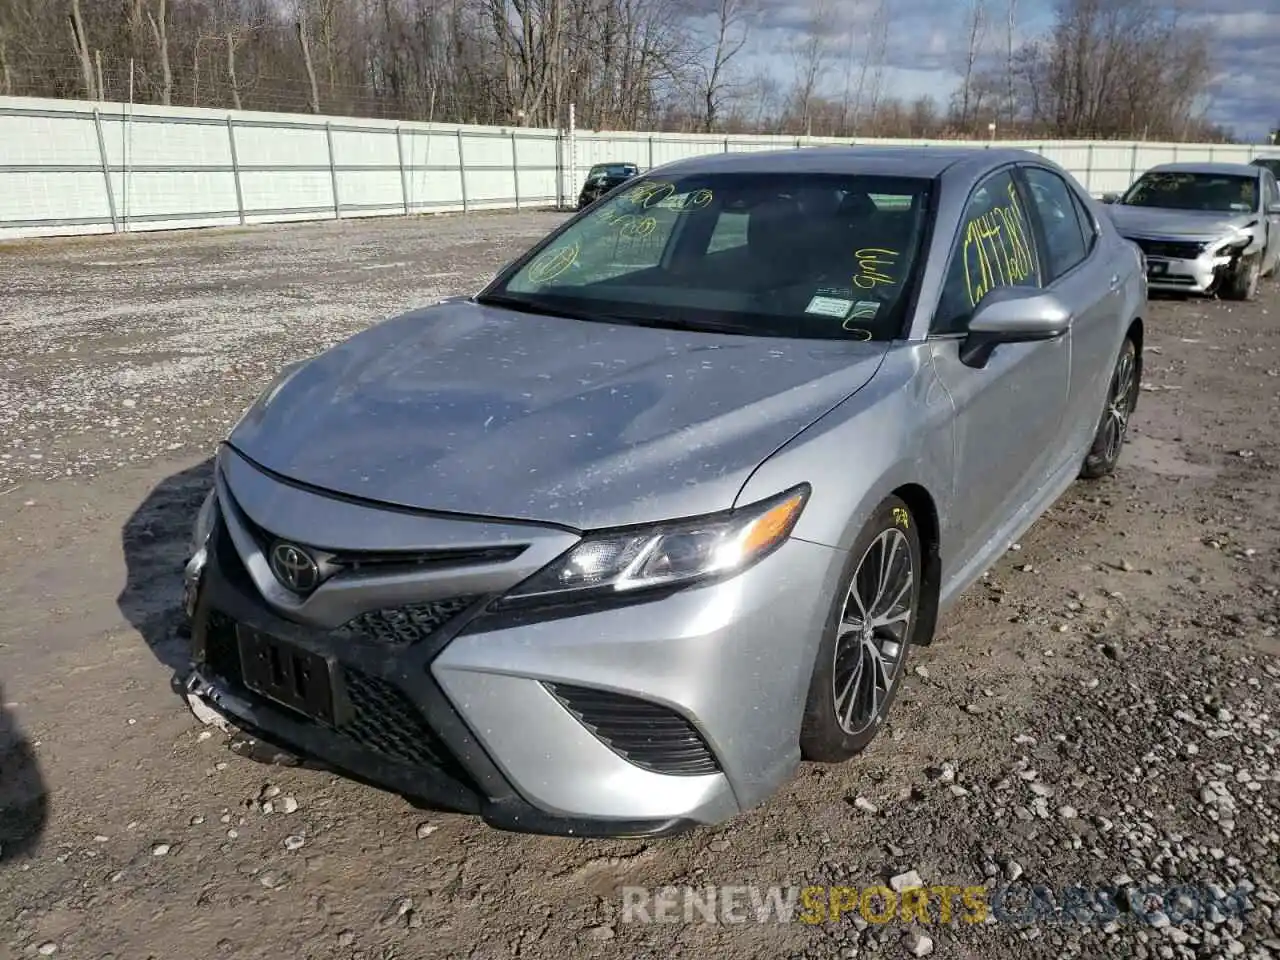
[203,610,243,686]
[227,492,525,575]
[547,683,721,776]
[333,598,478,648]
[202,607,472,783]
[339,667,467,778]
[1133,238,1204,260]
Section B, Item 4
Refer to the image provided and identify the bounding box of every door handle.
[1109,273,1121,290]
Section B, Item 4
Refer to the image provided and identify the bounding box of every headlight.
[494,484,810,609]
[189,488,218,557]
[1213,231,1251,254]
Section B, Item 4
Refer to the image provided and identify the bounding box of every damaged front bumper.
[1128,233,1256,295]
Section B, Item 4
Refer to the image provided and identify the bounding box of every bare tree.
[67,0,96,100]
[954,0,986,129]
[695,0,750,133]
[147,0,172,105]
[296,19,321,113]
[1003,0,1017,125]
[863,0,890,124]
[789,0,835,138]
[847,0,888,136]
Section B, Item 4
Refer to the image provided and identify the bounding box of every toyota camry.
[182,146,1145,837]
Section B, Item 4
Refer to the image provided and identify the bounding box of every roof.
[653,144,1045,179]
[1145,161,1262,177]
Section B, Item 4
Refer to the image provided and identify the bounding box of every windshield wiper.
[584,311,762,335]
[473,293,600,322]
[475,294,751,334]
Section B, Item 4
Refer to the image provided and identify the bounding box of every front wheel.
[1081,336,1138,479]
[799,496,923,763]
[1220,254,1260,301]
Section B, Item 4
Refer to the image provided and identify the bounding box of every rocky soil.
[0,214,1277,960]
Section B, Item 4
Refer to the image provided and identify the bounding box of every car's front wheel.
[1220,253,1260,301]
[1081,335,1138,479]
[799,496,922,763]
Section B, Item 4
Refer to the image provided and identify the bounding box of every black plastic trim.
[189,522,703,838]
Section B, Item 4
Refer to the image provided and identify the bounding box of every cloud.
[714,0,1278,142]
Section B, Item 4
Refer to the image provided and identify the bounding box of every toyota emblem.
[269,542,320,594]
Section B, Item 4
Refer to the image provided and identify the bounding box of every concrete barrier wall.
[0,95,1269,241]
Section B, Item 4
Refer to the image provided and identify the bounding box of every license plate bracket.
[238,626,336,726]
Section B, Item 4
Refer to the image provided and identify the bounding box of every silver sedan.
[1103,161,1280,300]
[182,146,1146,837]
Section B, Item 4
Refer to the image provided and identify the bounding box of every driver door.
[927,167,1072,573]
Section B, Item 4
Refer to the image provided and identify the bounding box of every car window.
[707,210,749,253]
[493,172,934,341]
[1122,171,1257,213]
[1022,167,1089,282]
[932,169,1043,335]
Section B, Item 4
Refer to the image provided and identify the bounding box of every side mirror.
[1100,193,1120,204]
[960,287,1071,369]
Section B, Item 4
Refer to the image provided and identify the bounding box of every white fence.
[0,95,1271,242]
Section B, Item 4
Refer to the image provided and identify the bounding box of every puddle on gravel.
[1125,434,1220,478]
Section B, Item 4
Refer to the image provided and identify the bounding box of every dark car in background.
[577,162,640,208]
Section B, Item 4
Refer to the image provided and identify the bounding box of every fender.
[733,345,955,557]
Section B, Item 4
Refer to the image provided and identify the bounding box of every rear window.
[492,172,934,341]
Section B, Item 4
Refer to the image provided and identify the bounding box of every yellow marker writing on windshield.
[853,248,898,289]
[527,241,580,284]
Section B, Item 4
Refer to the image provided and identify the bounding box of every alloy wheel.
[831,527,916,736]
[1101,345,1136,463]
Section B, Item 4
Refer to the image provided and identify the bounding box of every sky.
[726,0,1279,143]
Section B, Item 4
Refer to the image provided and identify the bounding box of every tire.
[799,495,924,763]
[1081,336,1138,479]
[1220,254,1260,301]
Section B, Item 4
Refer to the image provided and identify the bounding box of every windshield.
[590,164,637,179]
[1121,171,1258,213]
[485,171,933,341]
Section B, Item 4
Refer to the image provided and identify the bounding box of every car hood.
[227,299,887,530]
[1106,204,1256,239]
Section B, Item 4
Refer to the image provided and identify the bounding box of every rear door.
[1017,164,1120,454]
[927,166,1071,571]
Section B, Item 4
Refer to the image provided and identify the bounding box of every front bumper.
[1129,235,1252,295]
[184,451,843,837]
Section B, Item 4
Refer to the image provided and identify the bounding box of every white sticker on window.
[850,300,880,319]
[805,295,854,318]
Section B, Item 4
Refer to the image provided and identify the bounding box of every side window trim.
[927,163,1044,337]
[1067,179,1099,253]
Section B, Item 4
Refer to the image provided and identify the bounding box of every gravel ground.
[0,213,1278,960]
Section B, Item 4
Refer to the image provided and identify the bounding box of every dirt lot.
[1,214,1278,960]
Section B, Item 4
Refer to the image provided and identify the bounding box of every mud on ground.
[0,214,1277,960]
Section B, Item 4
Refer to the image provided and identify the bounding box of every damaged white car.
[1102,161,1280,300]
